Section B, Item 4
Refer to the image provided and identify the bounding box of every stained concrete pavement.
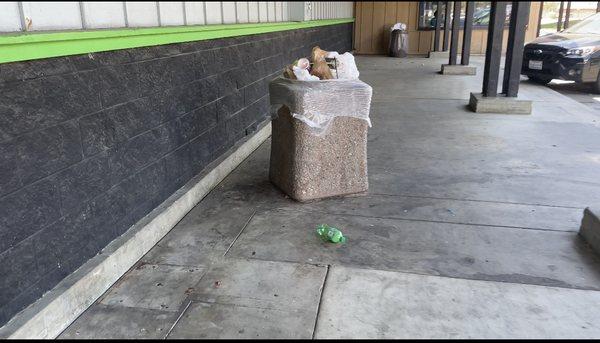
[60,55,600,339]
[316,265,600,339]
[548,80,600,113]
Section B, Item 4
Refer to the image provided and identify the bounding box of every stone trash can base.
[269,106,369,202]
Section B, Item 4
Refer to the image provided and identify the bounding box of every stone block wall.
[0,22,353,326]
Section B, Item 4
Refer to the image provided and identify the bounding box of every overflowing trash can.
[268,54,373,202]
[389,23,409,57]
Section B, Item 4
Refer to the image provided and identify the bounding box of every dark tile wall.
[0,23,353,327]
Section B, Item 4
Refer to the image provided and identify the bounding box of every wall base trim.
[0,122,272,339]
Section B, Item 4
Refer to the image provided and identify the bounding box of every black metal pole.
[536,1,544,37]
[557,1,564,32]
[502,1,531,97]
[443,1,452,51]
[564,1,571,29]
[461,1,474,65]
[434,1,442,51]
[597,1,600,13]
[482,1,508,97]
[449,1,461,65]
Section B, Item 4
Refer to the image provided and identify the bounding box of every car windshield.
[563,12,600,34]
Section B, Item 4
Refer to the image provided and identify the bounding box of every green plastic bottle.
[316,224,347,243]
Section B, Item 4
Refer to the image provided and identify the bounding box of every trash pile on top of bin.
[268,46,373,202]
[271,46,372,135]
[282,46,360,81]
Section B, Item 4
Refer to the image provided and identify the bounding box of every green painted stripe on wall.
[0,19,354,64]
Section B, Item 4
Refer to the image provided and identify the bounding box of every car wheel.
[529,76,552,85]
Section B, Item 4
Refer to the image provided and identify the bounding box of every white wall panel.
[159,2,184,26]
[258,2,267,22]
[236,2,249,24]
[0,1,353,33]
[267,2,275,22]
[248,2,259,23]
[125,2,159,27]
[21,2,82,31]
[0,2,22,32]
[205,1,222,24]
[222,1,236,24]
[82,2,126,29]
[319,2,324,19]
[274,2,282,22]
[309,1,354,20]
[185,1,205,25]
[282,2,288,21]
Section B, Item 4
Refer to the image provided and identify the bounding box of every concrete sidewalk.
[59,55,600,339]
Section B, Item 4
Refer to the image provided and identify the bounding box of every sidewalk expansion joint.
[370,192,582,209]
[312,264,330,339]
[223,210,257,257]
[165,300,192,339]
[279,207,577,234]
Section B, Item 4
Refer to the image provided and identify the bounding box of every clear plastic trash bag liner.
[269,77,373,136]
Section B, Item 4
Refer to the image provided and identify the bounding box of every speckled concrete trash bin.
[268,77,372,202]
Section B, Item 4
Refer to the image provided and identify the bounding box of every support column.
[557,1,564,32]
[441,0,476,75]
[502,1,531,97]
[482,1,507,97]
[443,1,452,51]
[564,1,571,29]
[469,1,532,114]
[536,1,544,37]
[448,1,461,65]
[433,1,442,51]
[429,1,450,58]
[461,1,474,65]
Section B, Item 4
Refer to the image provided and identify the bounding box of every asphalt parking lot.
[547,79,600,114]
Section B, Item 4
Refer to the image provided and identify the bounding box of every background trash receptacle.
[268,78,373,202]
[389,23,408,57]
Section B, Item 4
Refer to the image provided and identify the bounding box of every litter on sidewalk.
[316,224,347,244]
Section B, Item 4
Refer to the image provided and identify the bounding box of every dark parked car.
[522,12,600,92]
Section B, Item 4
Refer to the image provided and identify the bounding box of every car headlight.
[565,46,597,56]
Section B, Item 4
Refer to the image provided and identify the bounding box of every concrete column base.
[441,64,477,75]
[469,92,532,114]
[428,51,449,58]
[580,207,600,255]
